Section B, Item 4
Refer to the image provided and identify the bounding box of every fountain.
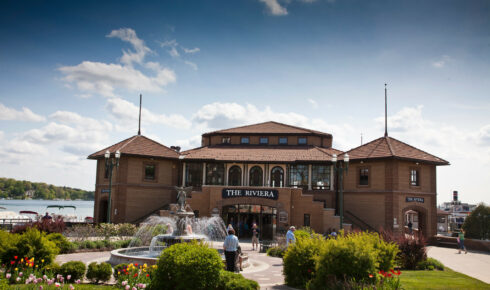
[109,187,234,266]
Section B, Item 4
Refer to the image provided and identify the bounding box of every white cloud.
[159,39,180,58]
[106,97,192,130]
[59,61,176,97]
[184,60,198,71]
[182,47,200,54]
[259,0,288,16]
[475,124,490,146]
[308,98,318,109]
[106,28,152,66]
[0,131,4,140]
[431,55,451,68]
[0,103,45,122]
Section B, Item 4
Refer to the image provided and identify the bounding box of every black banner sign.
[222,188,279,200]
[406,197,424,203]
[101,189,110,193]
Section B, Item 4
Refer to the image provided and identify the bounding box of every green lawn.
[400,268,489,289]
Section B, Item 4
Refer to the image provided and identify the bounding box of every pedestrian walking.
[457,229,467,254]
[252,223,259,250]
[223,228,240,272]
[286,226,296,246]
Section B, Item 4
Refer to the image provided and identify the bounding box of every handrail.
[344,210,377,232]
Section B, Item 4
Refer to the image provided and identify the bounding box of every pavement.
[427,246,490,284]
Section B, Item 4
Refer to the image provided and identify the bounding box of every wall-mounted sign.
[222,188,279,200]
[279,211,288,223]
[101,189,110,193]
[406,197,424,203]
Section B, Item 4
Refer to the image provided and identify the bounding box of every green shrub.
[266,246,286,258]
[43,262,61,276]
[15,228,59,265]
[47,233,75,254]
[95,240,105,249]
[82,240,96,249]
[416,257,444,271]
[150,241,223,290]
[60,261,86,282]
[86,262,113,284]
[294,228,313,241]
[218,270,259,290]
[117,223,138,236]
[0,230,19,264]
[308,232,398,289]
[113,263,128,279]
[283,235,324,289]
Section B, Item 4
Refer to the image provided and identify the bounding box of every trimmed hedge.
[87,262,113,284]
[150,242,223,290]
[416,257,444,271]
[218,270,259,290]
[283,235,324,288]
[60,261,86,283]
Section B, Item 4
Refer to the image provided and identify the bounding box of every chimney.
[170,146,181,152]
[453,190,458,203]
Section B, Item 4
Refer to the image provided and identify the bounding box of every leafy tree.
[463,203,490,240]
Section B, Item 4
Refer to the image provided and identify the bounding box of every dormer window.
[260,137,269,144]
[222,137,231,144]
[298,137,307,145]
[241,137,250,144]
[279,137,288,145]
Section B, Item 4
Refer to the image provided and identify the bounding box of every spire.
[384,84,388,137]
[138,94,142,135]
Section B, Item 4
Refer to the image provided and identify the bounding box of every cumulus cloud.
[59,28,176,98]
[105,97,192,130]
[431,55,451,68]
[475,124,490,146]
[0,103,45,122]
[259,0,288,16]
[159,39,180,58]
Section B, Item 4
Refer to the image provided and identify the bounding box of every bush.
[113,263,129,279]
[43,262,62,276]
[294,227,314,241]
[283,235,324,289]
[47,233,75,254]
[396,233,426,270]
[11,219,66,234]
[308,232,399,289]
[117,223,138,236]
[82,240,96,249]
[14,228,59,265]
[266,246,286,258]
[0,230,19,264]
[218,270,259,290]
[60,261,86,283]
[150,242,223,290]
[87,262,113,284]
[463,203,490,240]
[416,257,444,271]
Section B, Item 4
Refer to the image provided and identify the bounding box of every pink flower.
[6,273,11,279]
[55,282,61,287]
[141,284,147,289]
[43,275,47,280]
[47,279,53,286]
[125,286,130,290]
[122,281,128,286]
[19,272,23,277]
[67,275,71,280]
[16,277,21,282]
[75,279,81,284]
[133,287,137,290]
[39,286,43,290]
[69,285,75,290]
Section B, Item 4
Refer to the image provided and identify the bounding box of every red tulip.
[146,274,150,277]
[133,273,138,277]
[14,256,18,260]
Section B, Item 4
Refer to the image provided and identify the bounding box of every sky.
[0,0,489,204]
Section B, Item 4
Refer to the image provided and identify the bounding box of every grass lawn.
[400,268,489,289]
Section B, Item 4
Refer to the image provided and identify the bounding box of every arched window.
[270,166,284,187]
[228,166,242,186]
[249,166,263,187]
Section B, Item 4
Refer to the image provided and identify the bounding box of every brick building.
[88,121,449,239]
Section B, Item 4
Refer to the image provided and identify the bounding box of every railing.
[0,218,32,230]
[344,210,377,232]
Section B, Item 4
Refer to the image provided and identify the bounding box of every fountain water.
[109,187,228,265]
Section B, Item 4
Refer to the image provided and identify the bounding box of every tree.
[463,203,490,240]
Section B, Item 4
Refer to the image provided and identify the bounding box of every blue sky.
[0,0,489,204]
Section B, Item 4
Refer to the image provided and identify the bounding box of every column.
[244,164,248,186]
[308,164,312,190]
[202,162,206,186]
[330,165,335,190]
[224,163,228,185]
[182,162,186,186]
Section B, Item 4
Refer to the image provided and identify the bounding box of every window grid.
[279,137,288,145]
[410,169,420,186]
[359,168,369,186]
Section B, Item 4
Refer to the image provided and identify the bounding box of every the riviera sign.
[222,188,279,200]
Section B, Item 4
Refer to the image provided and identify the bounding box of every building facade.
[89,121,449,239]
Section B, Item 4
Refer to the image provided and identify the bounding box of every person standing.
[286,226,296,246]
[224,229,239,272]
[252,223,259,251]
[457,229,467,254]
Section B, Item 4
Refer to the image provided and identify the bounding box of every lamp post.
[332,153,349,230]
[104,150,120,224]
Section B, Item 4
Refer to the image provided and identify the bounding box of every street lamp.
[332,153,349,230]
[104,150,120,224]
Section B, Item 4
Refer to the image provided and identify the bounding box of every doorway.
[99,199,108,223]
[222,204,277,240]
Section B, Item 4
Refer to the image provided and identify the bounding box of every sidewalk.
[427,246,490,283]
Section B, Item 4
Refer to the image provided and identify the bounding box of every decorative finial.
[384,84,388,137]
[138,94,142,135]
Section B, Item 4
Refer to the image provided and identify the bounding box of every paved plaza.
[56,244,489,289]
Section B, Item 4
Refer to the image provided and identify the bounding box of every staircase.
[344,210,377,232]
[322,207,352,232]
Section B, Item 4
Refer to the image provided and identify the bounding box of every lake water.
[0,199,94,219]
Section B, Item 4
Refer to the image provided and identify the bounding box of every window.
[359,167,369,186]
[279,137,288,145]
[304,214,311,227]
[206,163,225,185]
[249,166,263,186]
[144,164,156,180]
[410,169,420,186]
[228,166,242,186]
[185,163,203,187]
[298,137,307,145]
[289,164,308,188]
[222,137,231,144]
[311,165,331,189]
[104,165,109,179]
[271,166,284,187]
[260,137,269,144]
[241,137,250,144]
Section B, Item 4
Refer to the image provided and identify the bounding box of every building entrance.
[222,204,277,240]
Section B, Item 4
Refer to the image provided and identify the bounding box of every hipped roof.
[202,121,332,137]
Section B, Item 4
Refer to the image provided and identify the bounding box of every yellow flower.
[35,265,38,268]
[21,259,24,262]
[118,271,121,275]
[41,259,44,263]
[26,263,29,266]
[143,263,147,268]
[14,268,18,271]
